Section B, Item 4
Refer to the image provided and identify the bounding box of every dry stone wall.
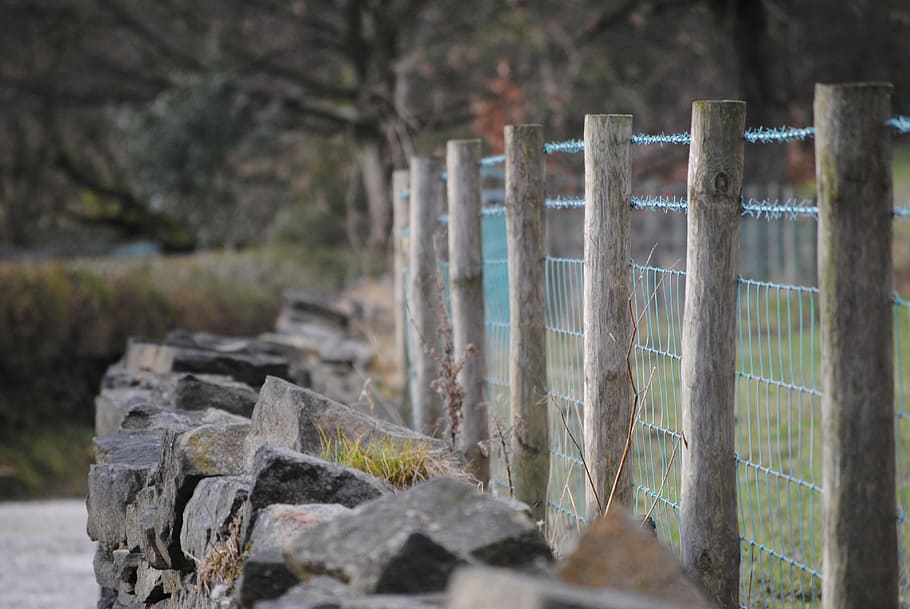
[86,290,712,609]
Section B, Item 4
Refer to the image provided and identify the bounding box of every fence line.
[394,84,910,609]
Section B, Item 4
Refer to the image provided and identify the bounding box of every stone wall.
[86,290,711,609]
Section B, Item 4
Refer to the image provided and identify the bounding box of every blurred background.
[1,0,910,500]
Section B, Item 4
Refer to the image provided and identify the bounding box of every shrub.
[0,245,352,435]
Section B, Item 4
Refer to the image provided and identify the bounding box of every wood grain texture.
[815,82,898,609]
[679,100,744,609]
[505,125,549,522]
[392,169,411,416]
[409,156,445,436]
[583,114,633,519]
[447,139,490,484]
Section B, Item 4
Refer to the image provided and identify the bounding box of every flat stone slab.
[172,374,258,417]
[244,377,447,468]
[244,445,390,536]
[94,429,165,467]
[284,477,551,594]
[446,567,696,609]
[234,504,351,608]
[556,508,712,609]
[180,475,250,565]
[126,339,289,388]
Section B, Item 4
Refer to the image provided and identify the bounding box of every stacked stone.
[87,314,713,609]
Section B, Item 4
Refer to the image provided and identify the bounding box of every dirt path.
[0,499,97,609]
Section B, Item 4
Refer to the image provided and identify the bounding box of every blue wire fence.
[400,116,910,608]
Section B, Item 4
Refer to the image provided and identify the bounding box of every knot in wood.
[712,171,729,195]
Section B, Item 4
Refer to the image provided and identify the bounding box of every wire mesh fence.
[398,114,910,608]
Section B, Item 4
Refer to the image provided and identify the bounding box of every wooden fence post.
[583,114,633,519]
[409,156,445,436]
[815,82,898,609]
[679,100,745,609]
[505,124,549,522]
[392,169,411,416]
[447,139,490,484]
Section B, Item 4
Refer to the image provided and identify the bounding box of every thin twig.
[558,403,602,514]
[641,434,681,526]
[492,416,514,496]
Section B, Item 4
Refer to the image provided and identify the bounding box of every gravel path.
[0,499,98,609]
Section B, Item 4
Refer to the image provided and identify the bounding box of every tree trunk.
[357,138,391,252]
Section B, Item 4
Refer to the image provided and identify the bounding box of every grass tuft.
[318,429,468,490]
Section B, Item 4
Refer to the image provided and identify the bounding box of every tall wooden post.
[679,100,745,609]
[815,82,897,609]
[409,156,445,436]
[392,169,411,416]
[583,114,633,519]
[447,139,490,484]
[505,125,549,521]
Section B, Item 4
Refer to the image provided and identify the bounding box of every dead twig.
[641,433,682,527]
[557,402,602,514]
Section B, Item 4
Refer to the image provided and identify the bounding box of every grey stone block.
[284,477,551,594]
[172,374,258,417]
[244,377,446,468]
[235,504,351,608]
[125,339,289,387]
[150,422,250,569]
[95,387,161,436]
[243,445,390,537]
[180,475,250,564]
[93,429,165,467]
[87,464,148,548]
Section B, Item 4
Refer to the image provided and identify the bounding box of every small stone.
[233,504,351,608]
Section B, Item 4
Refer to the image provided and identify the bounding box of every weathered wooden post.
[447,139,490,484]
[582,114,633,519]
[505,125,549,521]
[392,169,411,416]
[409,156,445,436]
[679,100,745,609]
[815,82,898,609]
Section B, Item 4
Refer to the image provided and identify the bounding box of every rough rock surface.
[94,429,165,467]
[447,567,695,609]
[96,387,162,435]
[557,507,712,609]
[150,422,250,569]
[284,477,552,593]
[234,503,351,608]
[243,445,390,536]
[244,376,445,467]
[180,475,250,564]
[87,464,149,548]
[257,576,444,609]
[172,374,259,417]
